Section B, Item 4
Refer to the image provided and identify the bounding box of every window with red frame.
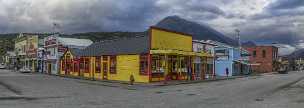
[110,56,116,74]
[84,58,90,73]
[95,57,101,73]
[74,62,78,72]
[140,55,148,75]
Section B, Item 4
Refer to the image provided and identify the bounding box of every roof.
[69,48,84,56]
[193,40,217,46]
[82,35,149,56]
[58,37,93,48]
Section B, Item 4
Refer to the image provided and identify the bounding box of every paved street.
[1,69,304,108]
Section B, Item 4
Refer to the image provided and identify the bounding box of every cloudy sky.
[0,0,303,43]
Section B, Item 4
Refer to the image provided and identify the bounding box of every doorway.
[48,63,51,74]
[168,56,179,80]
[102,56,108,80]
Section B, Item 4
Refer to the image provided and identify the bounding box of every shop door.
[102,56,109,80]
[201,63,207,79]
[194,63,201,80]
[102,62,108,80]
[168,56,179,80]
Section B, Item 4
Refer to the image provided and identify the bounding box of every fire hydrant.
[129,75,135,85]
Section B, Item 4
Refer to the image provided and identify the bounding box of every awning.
[150,50,213,57]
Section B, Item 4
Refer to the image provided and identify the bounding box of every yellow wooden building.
[60,27,212,83]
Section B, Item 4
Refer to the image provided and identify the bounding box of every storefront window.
[170,56,179,73]
[140,55,148,75]
[152,55,165,73]
[180,57,187,73]
[110,56,116,74]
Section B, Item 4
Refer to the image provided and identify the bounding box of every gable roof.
[82,34,149,56]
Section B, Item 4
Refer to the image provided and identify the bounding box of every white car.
[19,68,31,73]
[0,64,6,69]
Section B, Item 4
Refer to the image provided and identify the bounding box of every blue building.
[214,45,250,77]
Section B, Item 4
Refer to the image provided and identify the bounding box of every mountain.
[155,16,238,46]
[242,41,256,47]
[288,48,304,59]
[0,34,18,56]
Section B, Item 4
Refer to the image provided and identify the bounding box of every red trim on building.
[147,54,152,82]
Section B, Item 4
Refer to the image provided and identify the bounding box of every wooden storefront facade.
[60,27,212,83]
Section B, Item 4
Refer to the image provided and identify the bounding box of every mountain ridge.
[155,16,239,46]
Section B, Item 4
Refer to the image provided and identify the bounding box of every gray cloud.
[0,0,303,48]
[0,0,164,33]
[0,0,229,33]
[268,0,304,10]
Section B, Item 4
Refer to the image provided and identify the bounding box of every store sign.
[45,36,57,46]
[58,44,67,53]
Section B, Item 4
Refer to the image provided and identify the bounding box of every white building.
[44,34,93,75]
[192,40,217,79]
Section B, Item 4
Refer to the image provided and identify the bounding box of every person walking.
[225,67,229,77]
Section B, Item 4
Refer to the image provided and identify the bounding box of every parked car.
[0,63,6,69]
[278,65,288,74]
[19,68,31,73]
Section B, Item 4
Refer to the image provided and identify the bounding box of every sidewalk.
[146,76,246,87]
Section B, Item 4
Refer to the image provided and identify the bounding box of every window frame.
[109,56,117,74]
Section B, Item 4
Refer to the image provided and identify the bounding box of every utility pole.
[235,29,241,50]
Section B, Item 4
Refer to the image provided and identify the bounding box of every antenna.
[53,22,60,34]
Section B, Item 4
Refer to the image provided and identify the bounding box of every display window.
[110,56,116,74]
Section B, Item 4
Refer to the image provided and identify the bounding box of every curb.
[152,76,246,86]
